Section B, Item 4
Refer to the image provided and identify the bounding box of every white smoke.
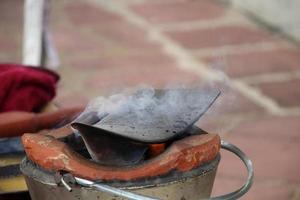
[78,84,219,126]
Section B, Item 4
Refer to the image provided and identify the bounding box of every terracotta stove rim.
[22,133,220,181]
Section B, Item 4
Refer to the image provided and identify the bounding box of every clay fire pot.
[22,133,220,181]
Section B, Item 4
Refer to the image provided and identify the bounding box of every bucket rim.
[20,154,220,189]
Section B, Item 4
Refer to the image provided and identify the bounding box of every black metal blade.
[81,88,220,143]
[71,123,148,166]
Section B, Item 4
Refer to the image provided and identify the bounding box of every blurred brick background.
[0,0,300,199]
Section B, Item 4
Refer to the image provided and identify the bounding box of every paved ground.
[1,0,300,199]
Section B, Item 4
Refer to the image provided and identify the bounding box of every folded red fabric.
[0,63,59,112]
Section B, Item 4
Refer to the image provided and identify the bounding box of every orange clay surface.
[22,133,220,181]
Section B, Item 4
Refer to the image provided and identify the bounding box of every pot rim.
[21,154,220,189]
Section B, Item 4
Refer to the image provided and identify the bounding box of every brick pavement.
[0,0,300,199]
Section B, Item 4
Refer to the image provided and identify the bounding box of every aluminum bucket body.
[21,156,220,200]
[21,141,253,200]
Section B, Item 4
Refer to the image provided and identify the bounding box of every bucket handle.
[209,140,254,200]
[70,140,253,200]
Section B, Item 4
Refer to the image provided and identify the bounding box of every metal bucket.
[20,141,253,200]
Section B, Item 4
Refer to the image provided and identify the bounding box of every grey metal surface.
[24,171,217,200]
[21,156,219,200]
[74,177,158,200]
[72,89,220,143]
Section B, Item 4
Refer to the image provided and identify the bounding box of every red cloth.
[0,63,59,112]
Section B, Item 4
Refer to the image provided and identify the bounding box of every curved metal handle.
[72,140,253,200]
[209,140,254,200]
[74,177,158,200]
